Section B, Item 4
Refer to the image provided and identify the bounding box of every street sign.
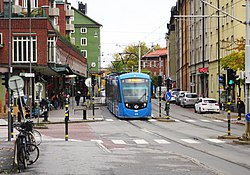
[8,76,24,92]
[246,113,250,122]
[19,72,35,78]
[85,78,92,87]
[165,92,172,101]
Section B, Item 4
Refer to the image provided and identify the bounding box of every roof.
[142,48,168,59]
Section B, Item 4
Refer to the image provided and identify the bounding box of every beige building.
[174,0,246,104]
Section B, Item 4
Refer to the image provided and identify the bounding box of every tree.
[220,37,245,71]
[108,42,161,73]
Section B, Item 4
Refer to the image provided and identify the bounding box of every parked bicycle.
[13,121,40,171]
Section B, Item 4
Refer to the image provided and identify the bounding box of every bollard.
[227,102,231,136]
[65,98,69,141]
[83,109,87,120]
[17,112,21,122]
[165,101,170,119]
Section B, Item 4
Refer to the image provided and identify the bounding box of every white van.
[155,86,167,99]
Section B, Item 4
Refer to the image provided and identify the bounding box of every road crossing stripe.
[213,120,223,122]
[181,139,200,144]
[185,119,196,122]
[206,139,225,143]
[134,139,149,144]
[174,119,180,122]
[105,119,114,121]
[200,119,211,122]
[148,119,157,122]
[91,139,103,143]
[112,140,126,144]
[154,139,171,144]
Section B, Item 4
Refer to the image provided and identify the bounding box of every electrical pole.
[138,41,141,73]
[243,0,250,141]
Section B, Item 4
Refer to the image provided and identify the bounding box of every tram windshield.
[121,78,149,103]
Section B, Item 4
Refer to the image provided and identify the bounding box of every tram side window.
[117,83,121,102]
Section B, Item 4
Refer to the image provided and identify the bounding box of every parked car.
[175,91,188,105]
[194,98,220,114]
[168,90,180,102]
[180,92,198,107]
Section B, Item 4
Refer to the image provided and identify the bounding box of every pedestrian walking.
[237,97,245,120]
[75,91,81,106]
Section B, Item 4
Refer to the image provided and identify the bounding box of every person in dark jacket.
[75,91,81,106]
[237,97,245,120]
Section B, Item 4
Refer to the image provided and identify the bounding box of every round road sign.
[8,76,24,92]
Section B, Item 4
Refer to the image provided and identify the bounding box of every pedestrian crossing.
[104,118,226,123]
[89,138,225,145]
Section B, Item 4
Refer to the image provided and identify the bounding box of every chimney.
[78,2,87,15]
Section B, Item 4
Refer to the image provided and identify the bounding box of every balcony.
[66,24,74,31]
[49,8,59,16]
[66,9,74,17]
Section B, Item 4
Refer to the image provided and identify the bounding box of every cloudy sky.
[71,0,177,67]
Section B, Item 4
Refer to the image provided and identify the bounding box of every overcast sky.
[71,0,177,67]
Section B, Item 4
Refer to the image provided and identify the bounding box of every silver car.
[175,91,188,105]
[180,92,198,107]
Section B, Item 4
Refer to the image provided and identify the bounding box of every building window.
[81,50,87,58]
[13,36,37,63]
[22,0,27,8]
[81,38,87,46]
[154,61,156,67]
[33,0,38,8]
[149,61,152,67]
[81,28,87,34]
[143,61,146,68]
[48,37,56,63]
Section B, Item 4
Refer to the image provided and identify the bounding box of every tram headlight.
[125,103,128,107]
[143,103,146,107]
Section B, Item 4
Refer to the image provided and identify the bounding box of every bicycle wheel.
[26,132,36,145]
[26,143,39,165]
[32,129,42,146]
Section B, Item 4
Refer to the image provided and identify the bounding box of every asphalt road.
[3,99,250,174]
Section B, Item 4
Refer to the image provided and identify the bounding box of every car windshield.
[204,100,217,103]
[121,78,149,103]
[186,94,197,98]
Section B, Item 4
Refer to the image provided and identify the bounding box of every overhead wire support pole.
[138,41,141,73]
[7,0,12,141]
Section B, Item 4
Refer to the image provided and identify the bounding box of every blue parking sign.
[246,113,250,122]
[165,92,172,101]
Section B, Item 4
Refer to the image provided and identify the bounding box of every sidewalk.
[0,99,105,173]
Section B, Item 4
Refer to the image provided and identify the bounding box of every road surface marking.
[91,139,103,143]
[148,119,157,122]
[105,119,114,122]
[206,139,225,143]
[154,139,171,144]
[181,139,200,144]
[134,139,149,144]
[112,140,126,144]
[200,119,211,122]
[185,119,196,123]
[213,120,223,123]
[174,119,180,122]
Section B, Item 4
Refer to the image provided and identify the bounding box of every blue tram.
[106,72,152,119]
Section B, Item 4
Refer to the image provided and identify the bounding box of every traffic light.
[157,76,162,86]
[1,72,9,88]
[227,69,238,85]
[91,75,96,86]
[165,77,172,90]
[219,74,226,87]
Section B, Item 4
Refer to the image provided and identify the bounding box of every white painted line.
[105,119,114,122]
[213,119,223,123]
[185,119,196,123]
[112,140,126,144]
[154,139,171,144]
[134,139,149,144]
[148,119,157,122]
[206,139,225,143]
[200,119,211,122]
[181,139,200,144]
[91,139,103,143]
[174,119,180,122]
